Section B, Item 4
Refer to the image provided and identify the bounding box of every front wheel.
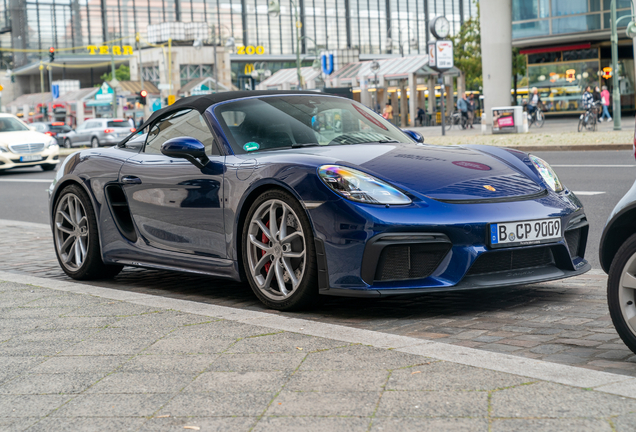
[64,139,72,148]
[242,189,319,311]
[535,110,545,128]
[607,234,636,354]
[53,184,123,280]
[577,117,584,132]
[91,137,99,148]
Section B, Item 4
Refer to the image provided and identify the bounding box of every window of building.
[180,64,215,86]
[142,66,161,88]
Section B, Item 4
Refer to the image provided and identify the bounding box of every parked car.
[49,91,589,311]
[600,118,636,353]
[61,118,135,148]
[30,122,73,146]
[0,114,59,171]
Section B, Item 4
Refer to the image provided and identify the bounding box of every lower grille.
[565,228,581,258]
[9,143,45,154]
[374,243,451,282]
[467,246,554,276]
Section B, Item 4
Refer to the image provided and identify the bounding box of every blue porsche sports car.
[48,91,590,310]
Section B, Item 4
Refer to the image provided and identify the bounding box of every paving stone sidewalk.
[2,219,635,377]
[3,278,636,432]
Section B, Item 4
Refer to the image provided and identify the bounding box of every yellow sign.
[244,63,254,74]
[87,45,134,55]
[167,95,176,105]
[236,45,266,55]
[565,69,576,83]
[0,85,4,91]
[602,66,613,80]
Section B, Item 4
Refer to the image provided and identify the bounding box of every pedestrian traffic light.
[48,47,55,62]
[138,89,147,106]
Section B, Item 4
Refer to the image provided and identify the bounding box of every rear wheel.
[242,190,319,311]
[608,234,636,354]
[53,184,123,280]
[91,137,99,148]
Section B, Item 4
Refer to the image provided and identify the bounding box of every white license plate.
[20,155,43,162]
[489,218,561,248]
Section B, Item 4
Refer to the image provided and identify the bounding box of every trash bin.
[491,106,528,134]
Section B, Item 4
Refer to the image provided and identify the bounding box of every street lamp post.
[610,0,622,131]
[269,0,303,89]
[371,60,380,112]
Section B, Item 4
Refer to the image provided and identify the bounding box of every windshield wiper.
[291,143,322,148]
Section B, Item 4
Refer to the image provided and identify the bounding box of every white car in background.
[0,114,60,171]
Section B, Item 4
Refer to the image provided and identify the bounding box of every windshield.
[0,117,30,132]
[107,120,131,128]
[214,96,413,154]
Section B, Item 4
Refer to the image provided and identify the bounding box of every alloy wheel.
[54,193,89,271]
[246,199,306,301]
[619,253,636,338]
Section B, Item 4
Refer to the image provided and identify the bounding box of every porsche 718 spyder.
[48,91,590,310]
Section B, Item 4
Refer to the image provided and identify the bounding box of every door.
[69,122,87,145]
[120,109,226,258]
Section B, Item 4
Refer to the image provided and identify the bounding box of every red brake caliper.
[262,220,271,273]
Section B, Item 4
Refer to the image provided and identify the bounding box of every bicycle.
[577,101,601,132]
[527,106,545,128]
[445,111,468,130]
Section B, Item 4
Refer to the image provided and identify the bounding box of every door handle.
[121,176,142,185]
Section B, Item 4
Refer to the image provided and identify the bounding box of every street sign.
[95,82,114,101]
[168,95,176,105]
[158,84,172,90]
[0,85,4,91]
[436,40,453,69]
[428,42,436,68]
[52,84,59,99]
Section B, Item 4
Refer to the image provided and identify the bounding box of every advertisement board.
[436,41,454,69]
[492,108,516,133]
[428,42,436,68]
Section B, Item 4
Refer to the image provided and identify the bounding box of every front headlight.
[45,137,58,148]
[318,165,411,205]
[0,145,7,153]
[529,155,564,192]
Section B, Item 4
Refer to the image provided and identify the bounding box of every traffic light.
[48,47,55,62]
[139,89,147,106]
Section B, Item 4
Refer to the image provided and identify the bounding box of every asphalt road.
[0,150,633,269]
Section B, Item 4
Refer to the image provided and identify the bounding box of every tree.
[512,48,526,105]
[100,64,130,83]
[452,4,482,92]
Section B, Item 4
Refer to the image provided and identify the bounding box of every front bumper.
[0,146,60,170]
[312,189,590,297]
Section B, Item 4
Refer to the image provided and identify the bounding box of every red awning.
[519,43,591,55]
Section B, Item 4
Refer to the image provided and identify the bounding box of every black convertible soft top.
[139,90,320,131]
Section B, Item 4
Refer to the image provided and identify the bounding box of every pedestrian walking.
[416,107,425,126]
[458,92,469,128]
[467,94,475,129]
[382,100,393,124]
[600,85,612,122]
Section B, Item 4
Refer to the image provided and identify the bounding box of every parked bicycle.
[445,111,468,130]
[578,101,601,132]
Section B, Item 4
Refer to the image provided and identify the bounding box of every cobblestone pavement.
[2,278,636,432]
[3,219,636,377]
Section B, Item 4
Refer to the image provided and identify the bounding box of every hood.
[269,143,543,201]
[0,130,53,147]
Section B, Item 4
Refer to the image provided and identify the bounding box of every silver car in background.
[61,118,135,148]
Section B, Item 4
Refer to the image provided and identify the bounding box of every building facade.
[512,0,635,112]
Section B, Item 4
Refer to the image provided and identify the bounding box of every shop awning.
[259,67,322,88]
[331,56,461,84]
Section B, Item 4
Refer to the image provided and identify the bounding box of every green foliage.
[452,3,482,90]
[100,64,130,83]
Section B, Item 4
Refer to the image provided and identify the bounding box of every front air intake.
[374,243,451,282]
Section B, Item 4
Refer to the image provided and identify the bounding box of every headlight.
[318,165,411,205]
[45,137,58,148]
[0,146,7,153]
[529,155,564,192]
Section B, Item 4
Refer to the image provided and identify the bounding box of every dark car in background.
[31,122,72,146]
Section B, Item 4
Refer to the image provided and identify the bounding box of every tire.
[536,110,545,128]
[64,139,71,148]
[52,184,123,280]
[91,137,99,148]
[242,189,320,311]
[444,117,452,131]
[607,233,636,354]
[41,164,56,171]
[577,118,584,132]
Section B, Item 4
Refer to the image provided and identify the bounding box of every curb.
[1,268,636,399]
[494,144,633,152]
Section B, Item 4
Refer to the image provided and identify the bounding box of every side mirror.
[161,137,210,169]
[402,129,424,143]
